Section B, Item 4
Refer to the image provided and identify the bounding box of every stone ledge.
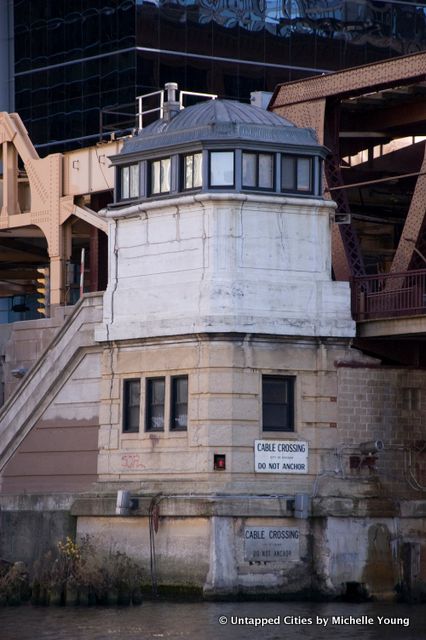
[400,500,426,518]
[71,495,294,518]
[313,496,399,517]
[0,493,78,511]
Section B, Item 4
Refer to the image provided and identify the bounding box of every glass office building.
[13,0,426,154]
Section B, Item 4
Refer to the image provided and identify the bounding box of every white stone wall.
[97,194,354,342]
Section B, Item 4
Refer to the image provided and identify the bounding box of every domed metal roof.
[166,99,294,130]
[118,98,321,159]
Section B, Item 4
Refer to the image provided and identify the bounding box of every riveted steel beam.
[271,51,426,108]
[390,142,426,275]
[324,100,365,280]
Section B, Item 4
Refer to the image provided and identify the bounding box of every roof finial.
[164,82,178,102]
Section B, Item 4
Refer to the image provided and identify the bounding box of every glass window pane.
[121,166,129,199]
[264,378,288,404]
[130,163,139,198]
[281,156,296,191]
[171,376,188,430]
[184,155,193,190]
[262,376,294,432]
[263,405,284,429]
[161,158,171,192]
[147,378,165,431]
[259,153,274,189]
[123,379,140,432]
[129,381,140,405]
[153,379,165,404]
[184,153,203,190]
[129,406,139,427]
[152,161,161,194]
[210,151,234,186]
[297,158,312,191]
[242,153,257,187]
[151,411,164,430]
[193,153,202,188]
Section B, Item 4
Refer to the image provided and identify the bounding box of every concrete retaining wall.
[73,495,426,600]
[0,494,76,567]
[0,493,424,600]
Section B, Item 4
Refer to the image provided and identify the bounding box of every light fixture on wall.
[359,440,384,455]
[11,367,28,379]
[115,490,139,516]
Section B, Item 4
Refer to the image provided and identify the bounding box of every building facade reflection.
[12,0,426,153]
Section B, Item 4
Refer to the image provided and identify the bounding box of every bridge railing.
[351,269,426,321]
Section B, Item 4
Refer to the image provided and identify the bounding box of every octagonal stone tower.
[95,89,355,492]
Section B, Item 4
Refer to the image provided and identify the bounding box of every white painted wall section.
[97,193,355,341]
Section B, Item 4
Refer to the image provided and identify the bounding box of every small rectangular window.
[121,164,139,200]
[171,376,188,430]
[123,379,140,433]
[183,153,202,190]
[151,158,171,195]
[281,155,312,194]
[243,152,274,190]
[262,375,294,432]
[146,378,165,431]
[209,151,234,187]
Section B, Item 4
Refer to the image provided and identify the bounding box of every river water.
[1,601,425,640]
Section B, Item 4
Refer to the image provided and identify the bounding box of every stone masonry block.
[116,343,197,374]
[98,427,119,450]
[99,402,120,427]
[301,400,338,424]
[190,396,259,422]
[100,376,121,400]
[250,342,317,372]
[191,369,259,396]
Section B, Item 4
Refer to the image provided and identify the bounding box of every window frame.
[182,152,203,191]
[120,163,140,201]
[170,375,189,431]
[150,157,171,196]
[145,377,166,432]
[262,375,295,432]
[242,151,275,191]
[122,378,141,433]
[208,150,235,188]
[317,158,323,196]
[280,154,314,195]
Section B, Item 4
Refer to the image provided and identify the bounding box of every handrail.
[100,85,219,138]
[178,90,217,109]
[136,90,164,130]
[353,268,426,282]
[351,269,426,321]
